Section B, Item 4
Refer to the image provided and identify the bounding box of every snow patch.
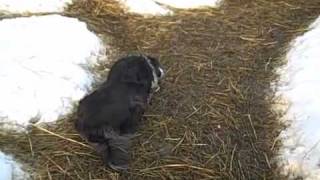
[0,0,72,14]
[0,15,106,132]
[119,0,172,16]
[0,151,30,180]
[118,0,221,16]
[277,16,320,180]
[155,0,222,9]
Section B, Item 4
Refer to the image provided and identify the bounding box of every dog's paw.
[107,162,129,172]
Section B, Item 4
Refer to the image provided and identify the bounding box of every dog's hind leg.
[102,127,134,171]
[107,136,131,171]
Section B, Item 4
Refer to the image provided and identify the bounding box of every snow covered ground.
[0,0,72,14]
[155,0,222,9]
[0,0,222,16]
[0,2,107,179]
[0,151,30,180]
[0,15,106,132]
[118,0,222,16]
[277,16,320,179]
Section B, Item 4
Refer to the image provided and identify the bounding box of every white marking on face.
[151,70,159,89]
[159,67,164,78]
[143,56,159,89]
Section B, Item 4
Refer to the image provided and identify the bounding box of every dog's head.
[110,55,164,91]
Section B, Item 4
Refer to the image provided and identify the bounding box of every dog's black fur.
[75,55,164,171]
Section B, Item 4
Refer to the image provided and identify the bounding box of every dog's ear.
[122,66,136,83]
[121,65,148,84]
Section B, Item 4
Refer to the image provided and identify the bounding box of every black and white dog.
[75,55,164,171]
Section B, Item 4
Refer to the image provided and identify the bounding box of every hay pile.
[1,0,320,179]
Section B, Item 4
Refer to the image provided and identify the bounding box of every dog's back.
[75,83,146,137]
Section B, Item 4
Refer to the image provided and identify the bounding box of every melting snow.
[277,16,320,179]
[119,0,172,16]
[0,0,72,14]
[0,15,106,132]
[0,0,223,16]
[0,151,29,180]
[118,0,221,16]
[155,0,222,9]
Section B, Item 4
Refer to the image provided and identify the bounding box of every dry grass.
[1,0,320,179]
